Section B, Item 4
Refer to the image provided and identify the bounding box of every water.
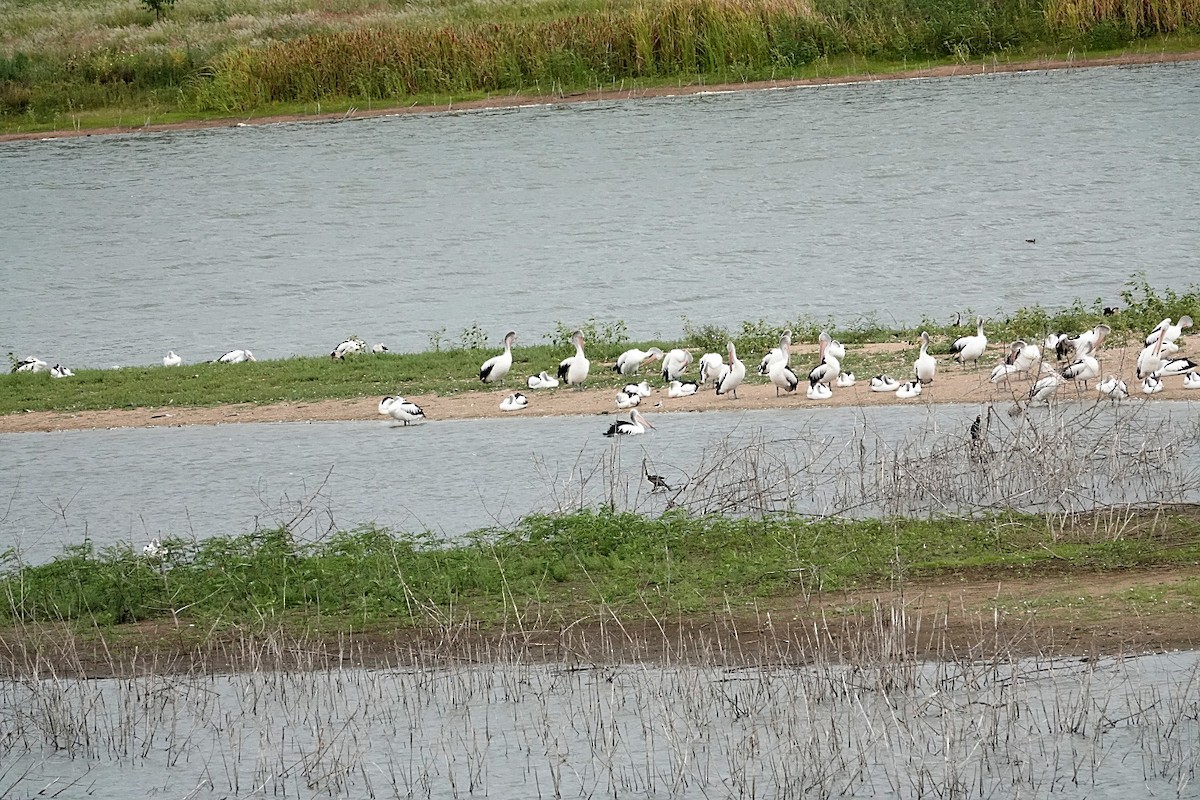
[2,64,1199,368]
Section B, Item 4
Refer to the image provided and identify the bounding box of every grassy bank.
[2,278,1196,416]
[2,0,1200,133]
[4,507,1199,629]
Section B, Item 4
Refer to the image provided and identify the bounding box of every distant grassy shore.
[2,0,1200,136]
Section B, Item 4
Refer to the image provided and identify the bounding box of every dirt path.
[2,51,1198,144]
[1,342,1195,433]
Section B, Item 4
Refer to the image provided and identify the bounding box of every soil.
[2,51,1198,144]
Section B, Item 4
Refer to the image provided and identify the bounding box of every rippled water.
[2,64,1199,368]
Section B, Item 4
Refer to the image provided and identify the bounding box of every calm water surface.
[2,64,1198,367]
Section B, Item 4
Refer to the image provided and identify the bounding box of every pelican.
[826,338,846,361]
[895,381,922,399]
[480,330,516,384]
[1067,324,1110,357]
[1145,316,1193,347]
[870,374,899,392]
[604,409,654,437]
[614,347,663,376]
[1097,375,1128,400]
[527,371,560,389]
[625,381,653,397]
[331,337,365,359]
[661,349,693,381]
[142,537,163,559]
[378,395,426,425]
[163,351,183,367]
[1142,375,1164,395]
[668,380,699,398]
[1060,343,1101,389]
[715,342,745,399]
[697,352,725,385]
[1153,358,1199,378]
[1183,373,1200,389]
[1010,340,1041,374]
[216,349,255,363]
[557,330,589,388]
[49,364,74,378]
[913,331,936,385]
[757,329,792,375]
[836,372,856,388]
[372,343,389,353]
[1028,373,1063,404]
[499,392,528,411]
[806,382,832,400]
[807,331,841,389]
[13,357,48,373]
[950,317,987,366]
[768,359,799,396]
[1043,332,1069,356]
[616,390,641,409]
[989,362,1021,385]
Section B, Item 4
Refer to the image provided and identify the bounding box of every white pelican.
[480,330,516,384]
[913,331,936,385]
[1043,332,1069,356]
[836,372,856,388]
[1060,343,1100,389]
[1153,358,1198,378]
[527,371,559,389]
[806,382,832,400]
[13,357,48,373]
[499,392,528,411]
[989,362,1021,385]
[49,364,74,378]
[603,409,654,437]
[768,359,799,396]
[950,317,987,366]
[557,330,590,388]
[715,341,745,399]
[1010,340,1041,374]
[1097,375,1128,400]
[372,343,389,353]
[668,380,699,398]
[1028,373,1063,404]
[163,351,183,367]
[1142,375,1164,395]
[757,329,792,375]
[870,374,899,392]
[216,349,255,363]
[613,347,663,376]
[826,338,846,361]
[378,395,426,425]
[697,352,724,385]
[661,349,693,381]
[1145,316,1193,347]
[1183,373,1200,389]
[616,390,641,409]
[807,331,841,389]
[331,337,365,359]
[625,381,652,397]
[1067,324,1110,357]
[142,537,164,560]
[895,381,922,399]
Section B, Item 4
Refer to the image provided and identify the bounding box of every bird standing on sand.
[557,330,590,388]
[378,396,426,425]
[914,332,936,385]
[950,317,987,367]
[715,342,745,398]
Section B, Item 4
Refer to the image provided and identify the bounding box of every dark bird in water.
[970,414,982,442]
[1025,238,1037,244]
[643,458,671,492]
[1103,306,1120,316]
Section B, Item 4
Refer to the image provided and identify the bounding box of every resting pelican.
[378,395,426,425]
[758,329,792,375]
[331,337,365,359]
[950,317,987,366]
[1145,316,1193,347]
[49,364,74,378]
[768,359,799,396]
[807,331,841,389]
[870,374,899,392]
[216,349,255,363]
[1154,358,1199,378]
[499,392,528,411]
[895,381,922,399]
[604,409,654,437]
[1142,375,1164,395]
[1060,343,1101,389]
[989,362,1021,385]
[557,330,589,388]
[614,347,663,376]
[1183,373,1200,390]
[372,343,389,353]
[1028,373,1063,404]
[914,331,936,385]
[715,342,745,399]
[163,351,183,367]
[616,390,641,408]
[1097,375,1128,400]
[835,372,856,387]
[668,380,699,398]
[480,330,516,384]
[527,371,559,389]
[806,382,832,400]
[625,381,653,397]
[13,357,48,373]
[697,352,725,385]
[661,349,693,381]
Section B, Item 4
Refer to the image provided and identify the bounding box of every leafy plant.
[140,0,176,22]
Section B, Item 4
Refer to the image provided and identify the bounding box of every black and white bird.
[604,409,654,437]
[913,331,936,385]
[499,392,528,411]
[49,364,74,378]
[613,347,663,375]
[13,356,48,373]
[758,329,792,376]
[331,337,365,359]
[480,330,516,384]
[950,317,987,366]
[163,351,183,367]
[661,349,693,382]
[870,374,899,392]
[1097,375,1128,400]
[527,371,559,389]
[216,349,256,363]
[557,330,590,387]
[715,342,745,399]
[668,380,699,398]
[378,395,426,425]
[807,331,840,389]
[643,458,671,492]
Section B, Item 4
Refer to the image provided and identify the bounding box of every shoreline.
[2,51,1198,144]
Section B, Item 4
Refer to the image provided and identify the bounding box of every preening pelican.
[616,390,641,409]
[372,342,389,353]
[1142,375,1164,395]
[1067,324,1110,358]
[768,359,799,396]
[836,372,856,388]
[870,374,899,392]
[950,317,987,366]
[807,332,841,389]
[1145,316,1193,347]
[378,395,426,425]
[480,330,516,384]
[13,357,48,373]
[1028,373,1063,404]
[216,349,255,363]
[163,351,182,367]
[668,380,699,398]
[1010,340,1041,375]
[989,362,1021,385]
[1184,373,1200,389]
[527,371,560,389]
[758,329,792,375]
[1060,343,1101,389]
[604,409,654,437]
[715,342,745,399]
[1097,375,1128,400]
[331,337,365,359]
[499,392,528,411]
[826,338,846,361]
[698,352,725,385]
[661,349,692,381]
[914,331,936,385]
[625,381,653,397]
[49,364,74,378]
[806,382,832,400]
[614,347,663,375]
[895,381,922,399]
[557,330,590,387]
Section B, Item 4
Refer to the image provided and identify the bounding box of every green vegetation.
[3,508,1198,627]
[2,0,1199,133]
